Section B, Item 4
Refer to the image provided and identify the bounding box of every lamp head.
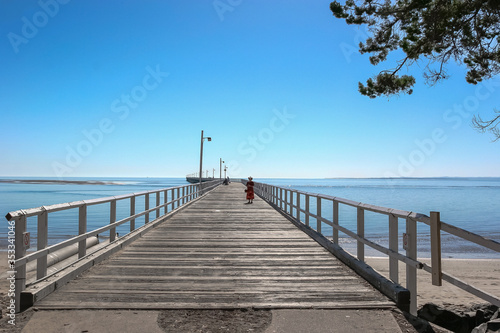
[207,137,212,141]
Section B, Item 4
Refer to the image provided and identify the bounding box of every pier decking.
[34,183,393,310]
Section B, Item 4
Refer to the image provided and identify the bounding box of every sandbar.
[0,179,123,185]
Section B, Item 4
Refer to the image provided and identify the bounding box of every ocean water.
[1,177,499,259]
[1,177,189,247]
[261,178,500,259]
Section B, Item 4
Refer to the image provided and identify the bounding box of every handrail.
[6,179,223,312]
[5,184,198,220]
[247,180,500,315]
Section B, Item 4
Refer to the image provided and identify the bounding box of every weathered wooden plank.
[61,280,366,289]
[69,274,361,281]
[43,293,384,303]
[108,257,338,262]
[92,265,344,270]
[32,301,395,310]
[119,249,330,254]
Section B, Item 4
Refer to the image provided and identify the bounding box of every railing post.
[357,207,364,262]
[279,188,283,210]
[430,211,442,286]
[284,189,288,213]
[274,186,278,206]
[305,194,310,227]
[296,192,300,222]
[177,188,180,208]
[130,196,136,232]
[275,186,278,206]
[317,197,322,234]
[145,193,150,223]
[37,210,48,279]
[333,201,339,244]
[406,217,418,315]
[164,189,168,215]
[110,199,116,242]
[78,205,87,259]
[156,191,160,219]
[170,188,175,211]
[15,215,27,313]
[389,214,398,284]
[182,186,186,205]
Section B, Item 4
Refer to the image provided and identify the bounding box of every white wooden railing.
[6,179,222,312]
[250,181,500,315]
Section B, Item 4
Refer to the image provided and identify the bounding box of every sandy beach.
[365,256,500,309]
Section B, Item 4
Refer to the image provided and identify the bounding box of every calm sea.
[1,177,188,249]
[1,177,499,259]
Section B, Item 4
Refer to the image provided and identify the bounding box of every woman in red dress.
[246,176,255,204]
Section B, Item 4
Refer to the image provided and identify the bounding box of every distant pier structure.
[185,176,215,183]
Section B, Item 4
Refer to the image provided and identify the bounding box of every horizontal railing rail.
[247,180,500,315]
[6,179,222,312]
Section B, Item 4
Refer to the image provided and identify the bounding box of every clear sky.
[1,0,499,179]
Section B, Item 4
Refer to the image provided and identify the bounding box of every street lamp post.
[224,165,228,179]
[199,130,211,191]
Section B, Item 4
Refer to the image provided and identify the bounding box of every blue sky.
[1,0,499,179]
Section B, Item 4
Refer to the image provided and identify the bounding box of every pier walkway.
[35,182,394,310]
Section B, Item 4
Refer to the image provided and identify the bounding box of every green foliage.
[358,73,416,98]
[330,0,500,97]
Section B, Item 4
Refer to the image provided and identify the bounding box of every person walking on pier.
[246,176,255,204]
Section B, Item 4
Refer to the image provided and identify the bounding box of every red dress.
[246,181,255,200]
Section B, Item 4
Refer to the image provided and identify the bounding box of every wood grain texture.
[35,183,393,310]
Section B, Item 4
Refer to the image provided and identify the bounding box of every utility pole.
[199,130,211,190]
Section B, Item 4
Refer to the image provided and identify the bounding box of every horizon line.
[1,176,500,180]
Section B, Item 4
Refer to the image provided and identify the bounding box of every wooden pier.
[34,183,393,310]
